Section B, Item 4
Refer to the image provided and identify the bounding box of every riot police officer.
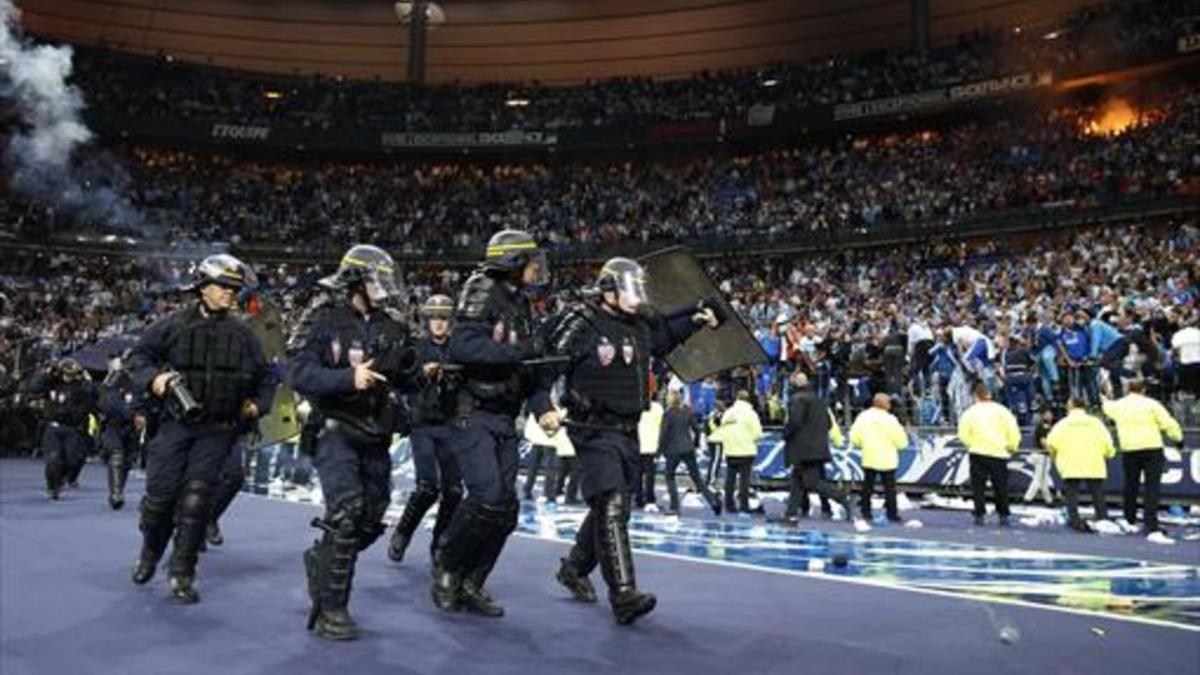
[546,257,720,625]
[27,358,99,500]
[128,254,275,604]
[388,294,464,570]
[430,229,555,617]
[98,353,143,510]
[290,244,416,641]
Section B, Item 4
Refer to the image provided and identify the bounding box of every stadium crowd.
[3,217,1196,433]
[69,0,1198,131]
[3,85,1197,255]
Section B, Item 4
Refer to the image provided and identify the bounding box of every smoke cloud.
[0,0,147,235]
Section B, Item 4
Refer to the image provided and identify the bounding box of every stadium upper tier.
[0,85,1196,261]
[45,0,1200,134]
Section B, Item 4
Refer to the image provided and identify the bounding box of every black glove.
[374,337,417,383]
[563,388,593,417]
[697,295,730,328]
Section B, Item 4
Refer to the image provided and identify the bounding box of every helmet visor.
[524,249,550,287]
[612,268,649,311]
[362,268,403,303]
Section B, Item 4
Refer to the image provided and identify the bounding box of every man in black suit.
[658,390,721,515]
[782,372,850,522]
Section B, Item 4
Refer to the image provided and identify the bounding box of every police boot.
[168,575,199,604]
[430,500,492,613]
[306,499,362,641]
[459,528,505,617]
[389,483,439,563]
[459,577,504,618]
[45,452,64,499]
[459,502,516,618]
[556,557,598,603]
[428,486,463,570]
[166,480,209,604]
[556,509,598,602]
[132,496,174,585]
[596,491,656,626]
[107,452,126,510]
[206,522,224,547]
[431,567,463,613]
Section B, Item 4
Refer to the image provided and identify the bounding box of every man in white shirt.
[908,318,935,395]
[1172,319,1200,396]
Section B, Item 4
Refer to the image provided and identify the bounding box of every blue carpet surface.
[2,459,1198,675]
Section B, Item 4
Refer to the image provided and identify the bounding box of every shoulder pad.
[286,294,336,355]
[456,272,496,321]
[382,306,409,326]
[549,304,596,355]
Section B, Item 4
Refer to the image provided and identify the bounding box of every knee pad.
[177,480,210,518]
[325,494,366,537]
[140,494,173,520]
[599,490,628,523]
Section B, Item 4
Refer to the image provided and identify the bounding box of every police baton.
[440,355,571,372]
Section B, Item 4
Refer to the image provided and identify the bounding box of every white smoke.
[0,0,146,235]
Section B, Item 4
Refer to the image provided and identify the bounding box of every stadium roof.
[22,0,1103,84]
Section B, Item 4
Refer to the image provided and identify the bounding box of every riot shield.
[244,299,300,448]
[638,246,768,383]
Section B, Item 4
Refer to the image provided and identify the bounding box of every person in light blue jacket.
[1089,313,1127,396]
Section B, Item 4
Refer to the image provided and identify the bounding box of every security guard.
[27,358,98,500]
[431,229,555,617]
[98,354,140,510]
[545,257,720,625]
[783,372,849,521]
[849,393,909,531]
[711,390,763,514]
[388,294,464,569]
[635,398,664,510]
[128,254,274,604]
[957,384,1020,527]
[290,244,417,640]
[1045,397,1115,532]
[1101,379,1183,543]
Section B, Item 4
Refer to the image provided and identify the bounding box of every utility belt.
[323,416,393,448]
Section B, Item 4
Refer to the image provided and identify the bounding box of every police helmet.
[596,257,649,310]
[483,230,548,285]
[319,244,403,302]
[420,294,454,321]
[57,358,84,380]
[192,253,254,291]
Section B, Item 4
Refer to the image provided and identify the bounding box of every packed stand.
[2,86,1197,254]
[67,0,1199,131]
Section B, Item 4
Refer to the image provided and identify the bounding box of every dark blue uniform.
[129,303,274,590]
[289,294,415,631]
[98,375,138,508]
[28,370,98,496]
[389,336,463,564]
[431,270,552,612]
[290,297,414,545]
[549,301,699,617]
